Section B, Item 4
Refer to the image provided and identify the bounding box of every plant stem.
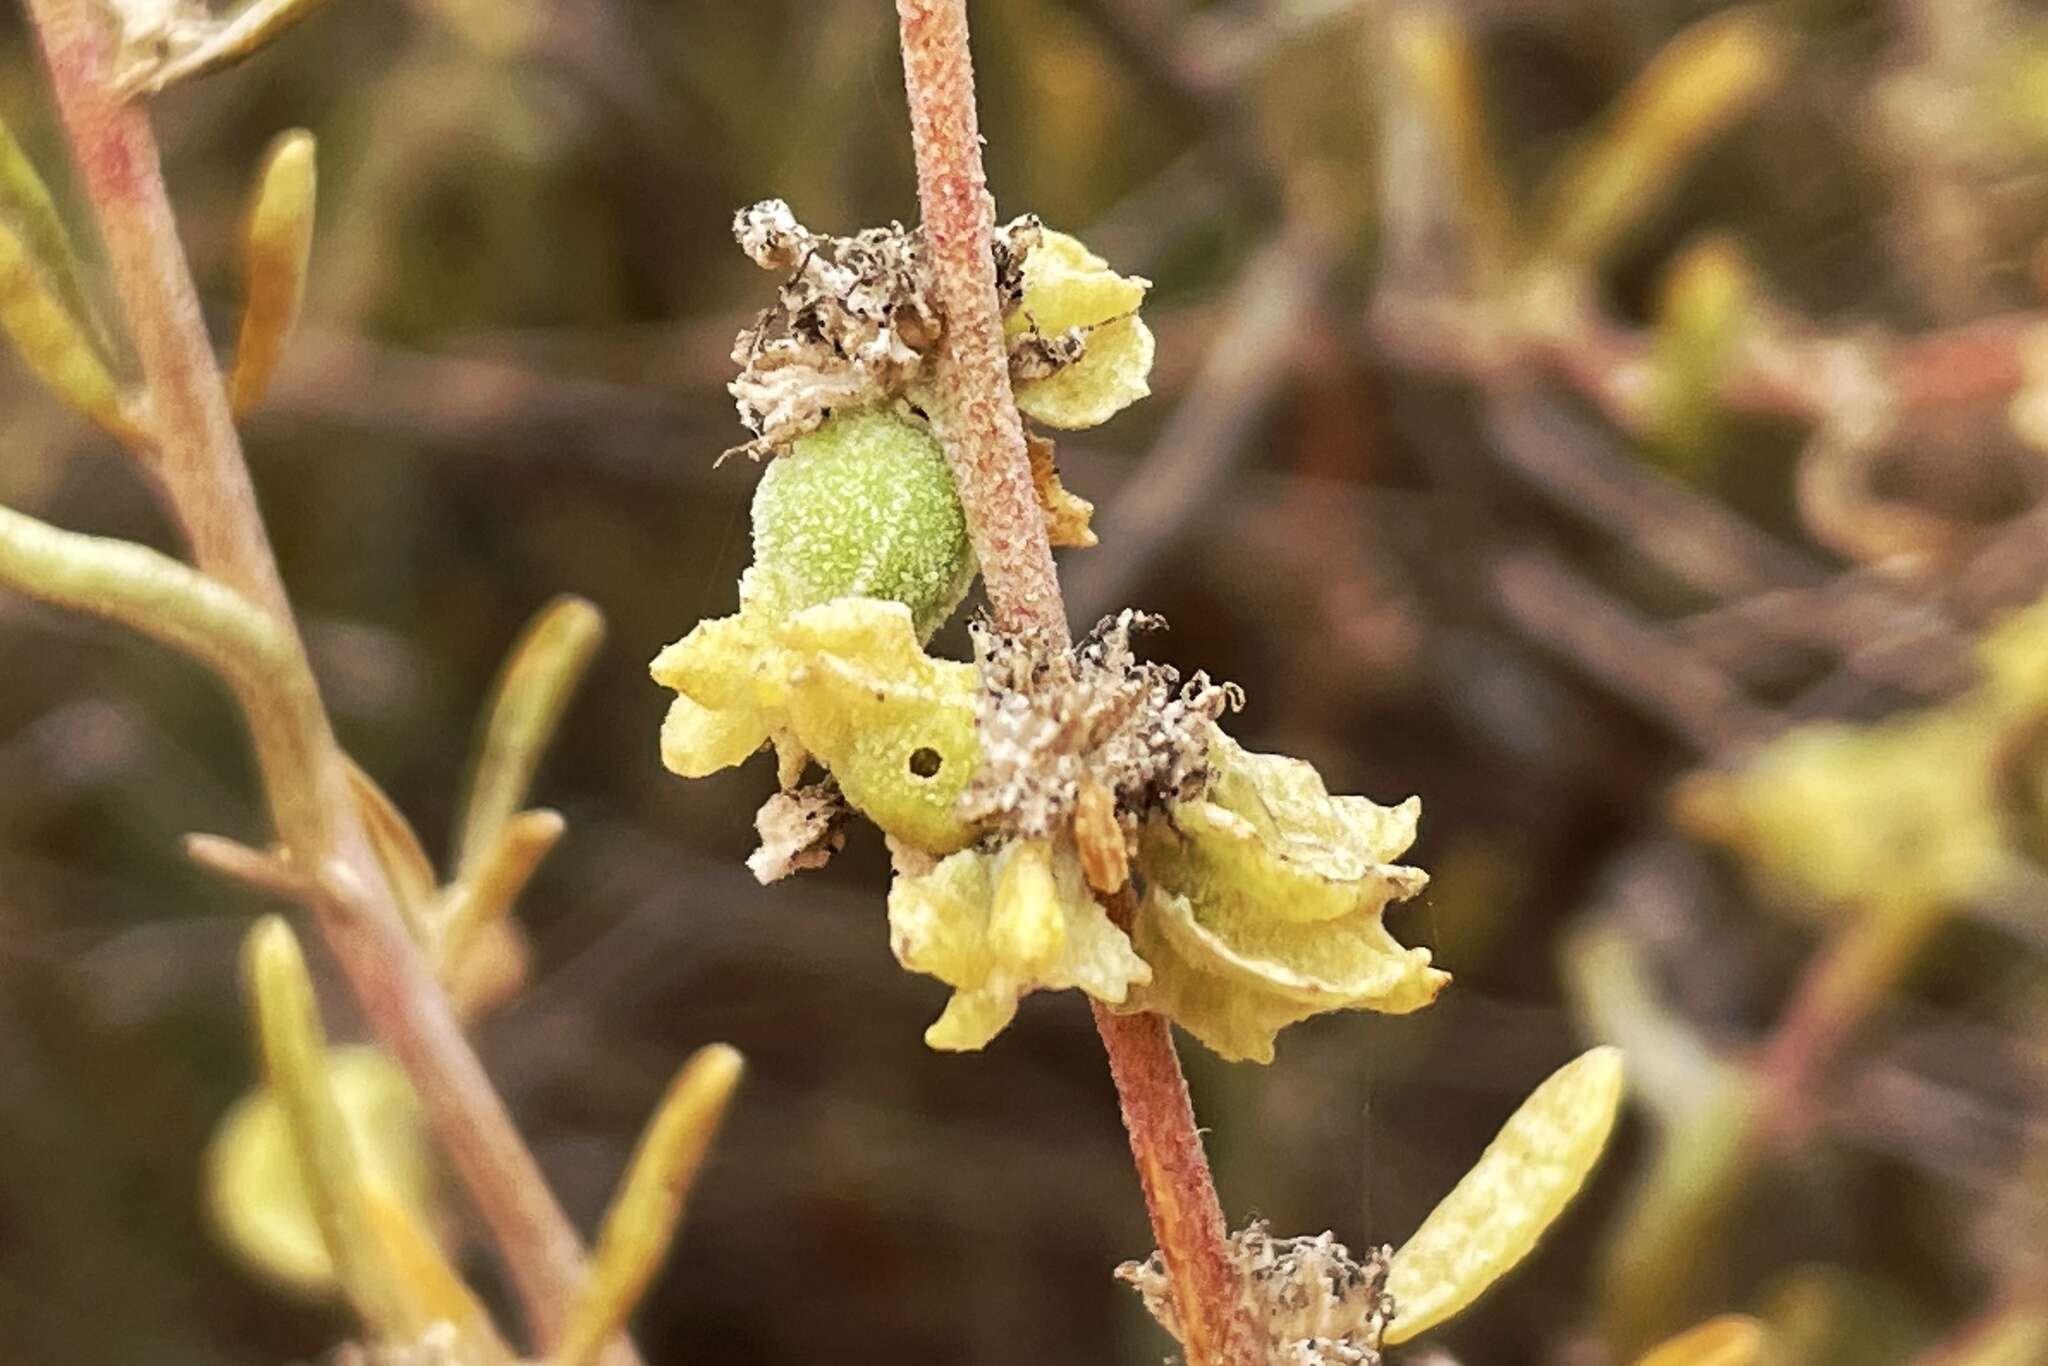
[21,2,620,1354]
[895,0,1066,645]
[894,5,1253,1361]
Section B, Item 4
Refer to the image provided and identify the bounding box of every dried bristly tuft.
[992,213,1043,311]
[1008,325,1086,384]
[723,205,1056,461]
[726,201,939,461]
[747,780,850,884]
[1117,1220,1395,1366]
[961,610,1240,842]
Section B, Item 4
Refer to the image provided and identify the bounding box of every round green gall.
[743,407,977,639]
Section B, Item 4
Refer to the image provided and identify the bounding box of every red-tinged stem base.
[1093,1003,1255,1366]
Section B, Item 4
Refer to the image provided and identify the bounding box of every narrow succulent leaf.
[1385,1046,1626,1343]
[361,1185,510,1358]
[1387,8,1520,286]
[344,757,439,935]
[1634,1315,1767,1366]
[230,130,317,414]
[456,594,604,872]
[240,920,418,1337]
[0,216,129,436]
[1535,8,1786,267]
[436,808,560,1007]
[0,502,304,705]
[555,1044,745,1366]
[0,116,102,350]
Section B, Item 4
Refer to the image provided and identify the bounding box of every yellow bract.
[1124,730,1446,1063]
[653,597,983,853]
[1384,1046,1626,1344]
[1009,229,1155,429]
[888,837,1152,1050]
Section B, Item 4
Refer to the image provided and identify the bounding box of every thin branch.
[896,0,1065,645]
[19,0,624,1354]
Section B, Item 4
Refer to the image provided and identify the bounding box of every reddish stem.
[894,5,1253,1362]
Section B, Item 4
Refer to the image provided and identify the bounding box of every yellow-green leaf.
[229,130,317,414]
[0,215,128,437]
[556,1044,743,1366]
[1634,1315,1768,1366]
[1385,1045,1626,1343]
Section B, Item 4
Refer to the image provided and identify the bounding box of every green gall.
[1124,729,1447,1062]
[745,407,976,640]
[889,836,1152,1050]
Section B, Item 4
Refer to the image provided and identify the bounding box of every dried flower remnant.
[1125,732,1447,1063]
[725,201,1152,462]
[1120,1221,1394,1366]
[727,201,938,461]
[1026,430,1096,548]
[962,609,1237,843]
[747,781,849,885]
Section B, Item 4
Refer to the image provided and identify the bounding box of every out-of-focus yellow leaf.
[1535,8,1787,268]
[0,216,128,438]
[1385,1046,1626,1343]
[229,130,317,414]
[555,1044,744,1366]
[456,594,604,873]
[1634,1315,1767,1366]
[888,837,1151,1050]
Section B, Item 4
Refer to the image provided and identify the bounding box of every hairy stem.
[894,5,1253,1361]
[21,0,618,1353]
[896,0,1065,644]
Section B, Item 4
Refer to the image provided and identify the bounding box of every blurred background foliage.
[3,0,2048,1362]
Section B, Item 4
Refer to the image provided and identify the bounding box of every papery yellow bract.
[1384,1046,1626,1344]
[1008,229,1154,429]
[889,836,1152,1049]
[654,597,983,853]
[1123,730,1446,1063]
[204,1045,438,1298]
